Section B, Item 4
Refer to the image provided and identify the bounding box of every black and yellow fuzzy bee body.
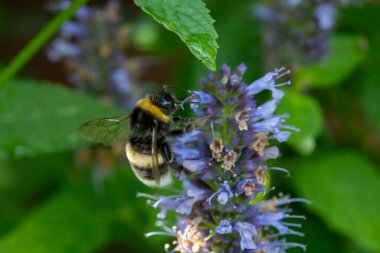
[126,92,179,187]
[79,90,190,187]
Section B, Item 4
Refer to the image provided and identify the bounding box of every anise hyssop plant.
[139,64,309,253]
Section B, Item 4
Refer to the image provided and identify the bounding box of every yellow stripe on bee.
[136,98,170,123]
[126,143,164,168]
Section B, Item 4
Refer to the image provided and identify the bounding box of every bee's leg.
[172,116,195,123]
[170,160,191,177]
[172,117,195,133]
[161,142,192,178]
[169,128,185,136]
[171,161,204,180]
[161,142,174,164]
[160,142,194,178]
[169,124,194,136]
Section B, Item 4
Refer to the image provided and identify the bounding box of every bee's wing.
[151,125,160,185]
[79,115,129,146]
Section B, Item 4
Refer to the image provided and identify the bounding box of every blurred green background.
[1,0,380,252]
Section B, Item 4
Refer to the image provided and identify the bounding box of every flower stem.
[0,0,89,88]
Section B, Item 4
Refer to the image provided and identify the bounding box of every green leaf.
[361,71,380,132]
[287,213,341,253]
[131,21,161,51]
[359,31,380,133]
[0,153,72,235]
[134,0,218,70]
[0,79,122,157]
[340,4,380,39]
[0,153,70,197]
[292,151,380,252]
[277,90,323,155]
[0,191,109,253]
[294,35,366,89]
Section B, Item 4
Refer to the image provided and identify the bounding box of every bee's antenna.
[163,85,196,109]
[163,85,191,94]
[178,94,201,109]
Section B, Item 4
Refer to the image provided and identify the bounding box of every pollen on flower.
[177,218,208,253]
[258,197,278,213]
[222,150,237,174]
[235,107,252,131]
[241,179,256,197]
[210,138,224,161]
[250,133,269,156]
[254,166,267,184]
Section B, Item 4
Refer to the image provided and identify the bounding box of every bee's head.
[148,91,178,114]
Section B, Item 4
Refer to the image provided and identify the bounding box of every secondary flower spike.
[253,0,341,68]
[46,0,143,109]
[140,64,309,252]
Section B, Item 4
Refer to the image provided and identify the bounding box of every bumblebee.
[79,90,192,187]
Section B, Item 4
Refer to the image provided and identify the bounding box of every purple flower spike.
[141,64,306,253]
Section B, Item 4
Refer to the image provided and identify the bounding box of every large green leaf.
[134,0,218,70]
[292,151,380,252]
[0,79,122,157]
[0,160,167,252]
[294,35,366,89]
[277,90,323,155]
